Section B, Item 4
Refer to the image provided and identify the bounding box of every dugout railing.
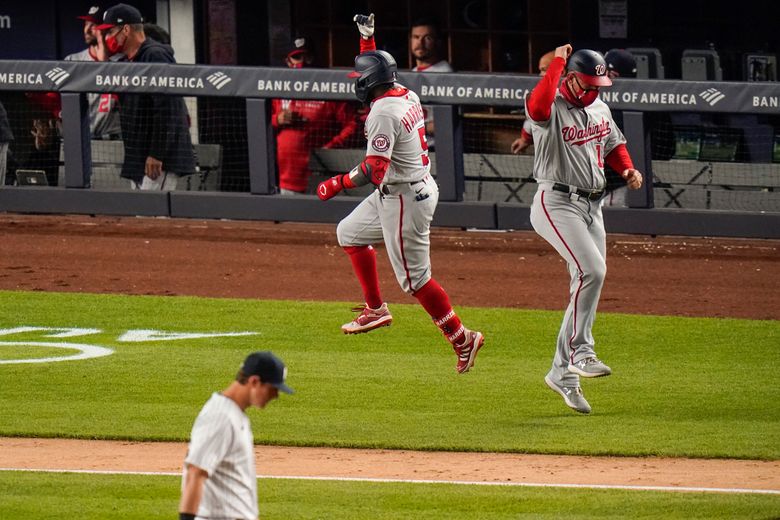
[0,60,778,238]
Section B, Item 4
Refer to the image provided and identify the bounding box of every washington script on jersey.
[562,118,612,146]
[96,74,205,89]
[0,72,43,85]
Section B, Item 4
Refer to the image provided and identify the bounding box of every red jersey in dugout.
[272,98,361,192]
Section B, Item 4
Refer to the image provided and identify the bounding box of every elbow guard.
[360,155,390,186]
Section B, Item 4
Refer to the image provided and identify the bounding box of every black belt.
[552,183,605,201]
[380,178,426,195]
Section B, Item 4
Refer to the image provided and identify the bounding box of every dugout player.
[64,5,122,141]
[317,13,485,374]
[525,44,643,414]
[179,351,293,520]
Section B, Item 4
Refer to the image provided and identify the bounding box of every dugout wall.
[0,60,778,238]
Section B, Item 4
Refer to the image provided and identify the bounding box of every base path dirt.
[1,214,779,491]
[2,438,779,492]
[0,214,778,319]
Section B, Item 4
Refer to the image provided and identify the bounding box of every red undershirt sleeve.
[526,56,566,122]
[360,36,376,53]
[605,143,635,177]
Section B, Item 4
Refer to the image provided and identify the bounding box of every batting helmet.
[604,49,637,78]
[348,50,398,104]
[567,49,612,87]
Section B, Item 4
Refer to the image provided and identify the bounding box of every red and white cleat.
[453,329,484,373]
[341,303,393,334]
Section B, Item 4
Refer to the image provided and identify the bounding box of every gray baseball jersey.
[526,93,624,190]
[64,49,122,140]
[183,392,258,520]
[365,86,430,185]
[338,84,438,293]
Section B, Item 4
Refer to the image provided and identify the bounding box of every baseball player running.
[525,44,643,414]
[317,13,484,374]
[179,351,293,520]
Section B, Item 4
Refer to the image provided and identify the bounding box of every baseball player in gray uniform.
[179,351,293,520]
[317,14,484,374]
[525,44,643,414]
[64,5,122,141]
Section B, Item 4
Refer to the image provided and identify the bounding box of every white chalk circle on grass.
[0,341,114,364]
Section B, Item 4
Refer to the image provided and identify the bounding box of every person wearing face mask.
[271,37,361,195]
[524,44,643,415]
[64,5,122,141]
[96,3,195,190]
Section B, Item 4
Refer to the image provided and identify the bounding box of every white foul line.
[0,467,777,495]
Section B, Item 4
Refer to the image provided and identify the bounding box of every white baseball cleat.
[568,356,612,378]
[545,374,592,414]
[341,303,393,334]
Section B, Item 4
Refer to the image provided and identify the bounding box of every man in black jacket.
[97,4,194,190]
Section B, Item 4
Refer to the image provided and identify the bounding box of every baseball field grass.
[1,290,779,519]
[1,471,779,520]
[1,290,778,459]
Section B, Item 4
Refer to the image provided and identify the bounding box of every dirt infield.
[1,213,779,491]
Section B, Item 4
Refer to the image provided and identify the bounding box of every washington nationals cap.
[77,5,105,24]
[241,351,294,394]
[287,36,311,59]
[96,3,144,31]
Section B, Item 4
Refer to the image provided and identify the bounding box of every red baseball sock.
[343,246,383,309]
[413,278,465,345]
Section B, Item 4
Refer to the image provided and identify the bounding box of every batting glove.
[353,13,375,40]
[317,174,346,200]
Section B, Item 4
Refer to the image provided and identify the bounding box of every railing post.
[60,92,91,188]
[431,105,464,202]
[623,110,654,208]
[246,98,275,194]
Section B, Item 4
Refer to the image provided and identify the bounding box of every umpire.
[97,3,195,190]
[179,352,293,520]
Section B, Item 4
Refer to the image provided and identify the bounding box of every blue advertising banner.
[0,0,58,59]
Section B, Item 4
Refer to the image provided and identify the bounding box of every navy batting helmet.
[348,50,398,104]
[567,49,612,87]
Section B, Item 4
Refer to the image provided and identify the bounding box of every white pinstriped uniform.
[183,393,258,520]
[336,85,439,294]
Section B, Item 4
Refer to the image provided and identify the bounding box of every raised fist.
[317,175,345,201]
[353,13,375,39]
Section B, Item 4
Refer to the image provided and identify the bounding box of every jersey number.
[596,143,604,168]
[418,127,430,166]
[98,94,118,113]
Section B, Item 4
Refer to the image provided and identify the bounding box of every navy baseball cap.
[77,5,105,24]
[241,351,294,394]
[96,3,144,31]
[287,36,311,59]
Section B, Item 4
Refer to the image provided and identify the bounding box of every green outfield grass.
[1,471,778,520]
[1,290,779,459]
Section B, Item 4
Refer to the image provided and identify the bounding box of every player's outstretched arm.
[317,156,391,200]
[526,44,571,122]
[354,13,376,53]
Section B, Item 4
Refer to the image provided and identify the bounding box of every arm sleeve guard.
[347,155,391,187]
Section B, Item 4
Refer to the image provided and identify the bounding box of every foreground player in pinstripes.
[179,352,293,520]
[317,13,484,374]
[525,44,643,414]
